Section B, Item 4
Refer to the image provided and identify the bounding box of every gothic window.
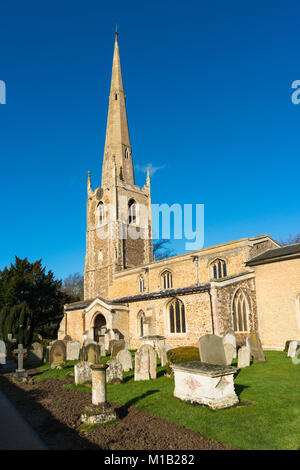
[232,289,249,332]
[125,147,130,159]
[161,270,173,289]
[138,275,145,293]
[169,299,186,334]
[211,259,227,279]
[98,202,105,226]
[137,310,145,337]
[128,199,136,224]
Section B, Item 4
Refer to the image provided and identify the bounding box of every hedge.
[166,346,200,375]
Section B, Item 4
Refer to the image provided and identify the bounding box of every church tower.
[84,33,154,300]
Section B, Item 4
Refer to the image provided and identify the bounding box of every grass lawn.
[34,351,300,450]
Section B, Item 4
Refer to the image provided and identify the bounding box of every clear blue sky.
[1,0,300,280]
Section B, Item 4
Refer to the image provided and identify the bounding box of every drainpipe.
[208,288,215,335]
[144,267,150,293]
[192,255,199,285]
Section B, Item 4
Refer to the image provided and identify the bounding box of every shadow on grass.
[0,373,102,450]
[234,383,249,398]
[116,390,159,419]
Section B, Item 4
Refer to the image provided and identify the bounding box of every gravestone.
[49,340,66,369]
[0,340,6,365]
[223,343,235,365]
[287,341,299,358]
[105,329,121,351]
[13,344,28,380]
[142,335,166,359]
[134,344,157,381]
[106,358,123,384]
[172,361,239,410]
[85,343,101,364]
[198,334,227,365]
[160,346,168,367]
[223,328,237,359]
[238,345,250,368]
[66,341,81,361]
[110,339,126,358]
[246,333,266,362]
[116,349,132,372]
[28,342,43,365]
[74,362,92,385]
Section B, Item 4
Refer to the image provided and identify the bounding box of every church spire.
[101,32,135,187]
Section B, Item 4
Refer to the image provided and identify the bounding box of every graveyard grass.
[34,351,300,450]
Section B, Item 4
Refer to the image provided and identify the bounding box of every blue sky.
[1,0,300,280]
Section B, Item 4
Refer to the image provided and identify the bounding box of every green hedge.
[166,346,200,375]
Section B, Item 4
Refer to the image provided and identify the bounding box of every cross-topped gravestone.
[13,344,28,380]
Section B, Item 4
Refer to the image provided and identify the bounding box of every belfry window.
[161,270,173,289]
[211,259,227,279]
[169,299,186,334]
[115,93,118,100]
[98,202,104,226]
[128,199,136,224]
[232,289,249,332]
[138,275,145,293]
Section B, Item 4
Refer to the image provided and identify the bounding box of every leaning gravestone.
[49,340,66,369]
[66,341,81,361]
[74,362,92,385]
[28,342,43,365]
[134,344,157,381]
[160,346,168,367]
[116,349,132,372]
[287,341,299,358]
[106,358,123,384]
[0,340,6,365]
[198,334,227,365]
[85,343,101,364]
[238,345,250,368]
[223,343,235,365]
[246,333,266,362]
[110,339,126,358]
[223,328,237,359]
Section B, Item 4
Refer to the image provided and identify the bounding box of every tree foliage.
[0,256,74,344]
[62,272,84,300]
[153,239,175,260]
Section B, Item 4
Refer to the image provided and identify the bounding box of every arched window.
[98,201,105,226]
[137,310,145,337]
[211,259,227,279]
[169,299,186,334]
[138,275,145,293]
[128,199,136,224]
[125,147,130,159]
[232,289,249,332]
[161,270,173,289]
[93,313,107,342]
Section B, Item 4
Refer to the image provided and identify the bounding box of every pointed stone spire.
[101,32,135,187]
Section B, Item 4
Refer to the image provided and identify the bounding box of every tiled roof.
[246,244,300,266]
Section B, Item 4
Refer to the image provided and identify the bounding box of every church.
[58,34,300,351]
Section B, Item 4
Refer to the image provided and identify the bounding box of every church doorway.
[93,313,107,343]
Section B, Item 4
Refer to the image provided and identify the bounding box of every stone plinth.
[81,403,116,425]
[91,364,108,405]
[172,361,239,410]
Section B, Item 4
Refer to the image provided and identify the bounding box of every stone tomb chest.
[171,361,239,410]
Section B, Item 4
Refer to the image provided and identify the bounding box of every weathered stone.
[198,334,227,365]
[13,344,28,380]
[106,358,123,384]
[223,328,237,359]
[237,346,250,368]
[28,342,43,365]
[246,333,266,362]
[66,341,81,361]
[142,335,166,358]
[85,343,102,364]
[116,349,132,372]
[287,341,299,358]
[74,361,92,385]
[110,339,126,358]
[224,343,235,365]
[134,344,157,381]
[49,340,66,368]
[0,340,6,365]
[160,346,168,367]
[81,403,116,425]
[172,361,239,410]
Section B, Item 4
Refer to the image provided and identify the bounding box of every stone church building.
[58,34,300,351]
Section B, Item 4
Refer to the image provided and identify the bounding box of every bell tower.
[84,33,154,300]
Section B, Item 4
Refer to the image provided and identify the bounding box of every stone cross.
[14,344,27,372]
